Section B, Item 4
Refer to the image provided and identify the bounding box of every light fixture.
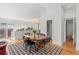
[32,17,39,24]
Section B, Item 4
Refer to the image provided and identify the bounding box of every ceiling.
[0,3,76,22]
[0,3,47,22]
[62,3,76,10]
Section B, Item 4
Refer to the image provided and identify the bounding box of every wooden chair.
[23,37,37,53]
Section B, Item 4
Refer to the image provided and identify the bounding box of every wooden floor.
[61,38,77,55]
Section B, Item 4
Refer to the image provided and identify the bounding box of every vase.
[34,33,36,40]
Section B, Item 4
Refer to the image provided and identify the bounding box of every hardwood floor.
[63,39,75,51]
[61,37,77,55]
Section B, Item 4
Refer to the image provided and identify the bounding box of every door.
[47,20,52,39]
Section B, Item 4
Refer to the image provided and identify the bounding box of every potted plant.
[32,29,37,40]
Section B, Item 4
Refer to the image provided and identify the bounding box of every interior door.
[47,20,52,39]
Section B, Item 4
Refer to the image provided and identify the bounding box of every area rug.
[8,43,62,55]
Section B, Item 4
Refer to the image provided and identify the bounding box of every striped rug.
[8,43,63,55]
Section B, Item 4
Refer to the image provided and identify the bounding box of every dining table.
[29,35,48,41]
[24,34,48,49]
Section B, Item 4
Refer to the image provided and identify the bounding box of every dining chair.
[25,39,37,53]
[42,39,48,47]
[47,37,52,45]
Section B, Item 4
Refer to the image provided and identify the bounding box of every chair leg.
[25,46,28,53]
[23,44,27,52]
[26,46,31,54]
[34,44,39,51]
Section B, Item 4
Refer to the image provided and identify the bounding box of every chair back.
[26,40,32,45]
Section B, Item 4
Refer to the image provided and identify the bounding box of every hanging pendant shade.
[32,17,39,24]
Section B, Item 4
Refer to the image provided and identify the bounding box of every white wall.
[76,4,79,50]
[64,9,76,19]
[39,4,63,45]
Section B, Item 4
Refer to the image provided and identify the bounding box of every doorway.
[8,29,13,38]
[63,19,76,50]
[66,20,73,42]
[47,20,52,39]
